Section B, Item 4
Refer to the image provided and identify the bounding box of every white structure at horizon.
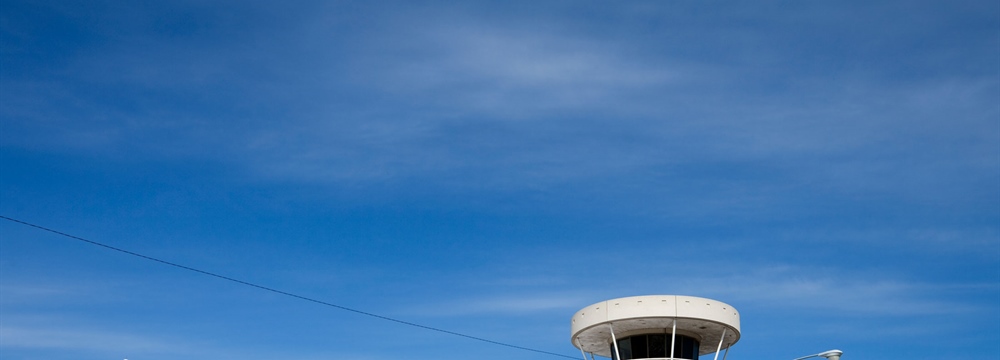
[570,295,741,360]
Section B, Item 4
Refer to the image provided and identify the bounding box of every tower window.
[610,333,700,360]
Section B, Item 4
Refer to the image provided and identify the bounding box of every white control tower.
[570,295,741,360]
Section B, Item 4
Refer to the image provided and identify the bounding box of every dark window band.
[610,333,700,360]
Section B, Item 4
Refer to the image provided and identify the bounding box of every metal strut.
[609,324,621,360]
[670,319,677,359]
[712,328,728,360]
[575,337,588,360]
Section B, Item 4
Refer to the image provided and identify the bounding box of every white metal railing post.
[575,338,588,360]
[670,319,677,359]
[609,325,622,360]
[712,328,728,360]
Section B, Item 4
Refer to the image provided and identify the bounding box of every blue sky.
[1,1,997,359]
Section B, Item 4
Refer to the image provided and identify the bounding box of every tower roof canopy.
[570,295,741,357]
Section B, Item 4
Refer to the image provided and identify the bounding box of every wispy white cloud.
[358,22,677,117]
[395,256,991,320]
[653,265,992,317]
[406,292,593,317]
[2,1,996,217]
[0,283,73,303]
[0,280,130,308]
[788,226,1000,256]
[473,248,994,318]
[0,326,172,353]
[0,324,379,360]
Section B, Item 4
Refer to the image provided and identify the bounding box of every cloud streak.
[0,326,172,353]
[405,293,594,317]
[359,23,677,117]
[653,265,994,317]
[2,3,995,206]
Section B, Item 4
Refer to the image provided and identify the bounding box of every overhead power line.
[0,215,577,359]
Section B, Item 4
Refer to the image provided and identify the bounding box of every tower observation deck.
[570,295,741,360]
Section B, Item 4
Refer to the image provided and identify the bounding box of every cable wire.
[0,215,577,359]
